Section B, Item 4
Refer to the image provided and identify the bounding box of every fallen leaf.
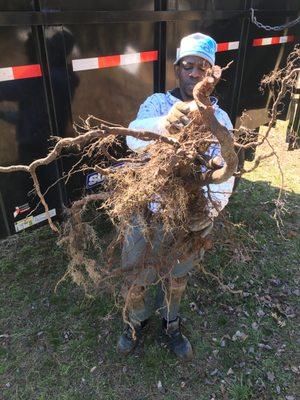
[220,383,226,395]
[276,385,281,394]
[255,379,266,390]
[266,371,275,382]
[291,366,299,375]
[271,312,286,327]
[269,278,282,287]
[210,368,219,376]
[189,302,199,312]
[287,230,297,238]
[243,292,251,298]
[157,380,166,393]
[258,343,272,350]
[284,306,296,319]
[257,309,265,317]
[251,322,259,330]
[232,330,248,341]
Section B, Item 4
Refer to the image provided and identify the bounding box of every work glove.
[165,102,191,134]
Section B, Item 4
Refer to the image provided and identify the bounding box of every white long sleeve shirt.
[127,90,235,216]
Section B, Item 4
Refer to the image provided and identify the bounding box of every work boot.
[117,319,148,355]
[163,317,194,361]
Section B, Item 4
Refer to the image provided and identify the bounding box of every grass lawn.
[0,122,299,400]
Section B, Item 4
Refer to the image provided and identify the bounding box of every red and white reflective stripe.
[0,64,42,82]
[217,41,239,52]
[253,35,295,47]
[72,50,158,72]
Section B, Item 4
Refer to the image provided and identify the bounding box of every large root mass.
[59,65,238,289]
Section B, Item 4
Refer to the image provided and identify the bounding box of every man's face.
[175,55,211,100]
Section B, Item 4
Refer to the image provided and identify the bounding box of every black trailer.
[0,0,299,238]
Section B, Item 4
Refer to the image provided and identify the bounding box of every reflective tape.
[72,35,295,73]
[253,35,295,47]
[0,64,41,82]
[1,35,294,82]
[217,41,239,52]
[73,50,158,72]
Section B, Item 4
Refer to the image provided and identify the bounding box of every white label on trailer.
[14,216,34,232]
[14,208,57,232]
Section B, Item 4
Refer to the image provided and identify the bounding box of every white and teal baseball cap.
[174,32,217,66]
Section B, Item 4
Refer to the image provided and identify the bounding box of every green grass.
[0,123,299,399]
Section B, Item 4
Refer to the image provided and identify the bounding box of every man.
[117,33,235,360]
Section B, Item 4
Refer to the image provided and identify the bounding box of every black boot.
[117,319,148,355]
[163,317,194,361]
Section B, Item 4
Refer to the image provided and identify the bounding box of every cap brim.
[173,52,214,66]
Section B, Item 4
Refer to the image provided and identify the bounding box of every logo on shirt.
[86,172,105,189]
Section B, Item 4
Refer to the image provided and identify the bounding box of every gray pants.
[121,220,211,323]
